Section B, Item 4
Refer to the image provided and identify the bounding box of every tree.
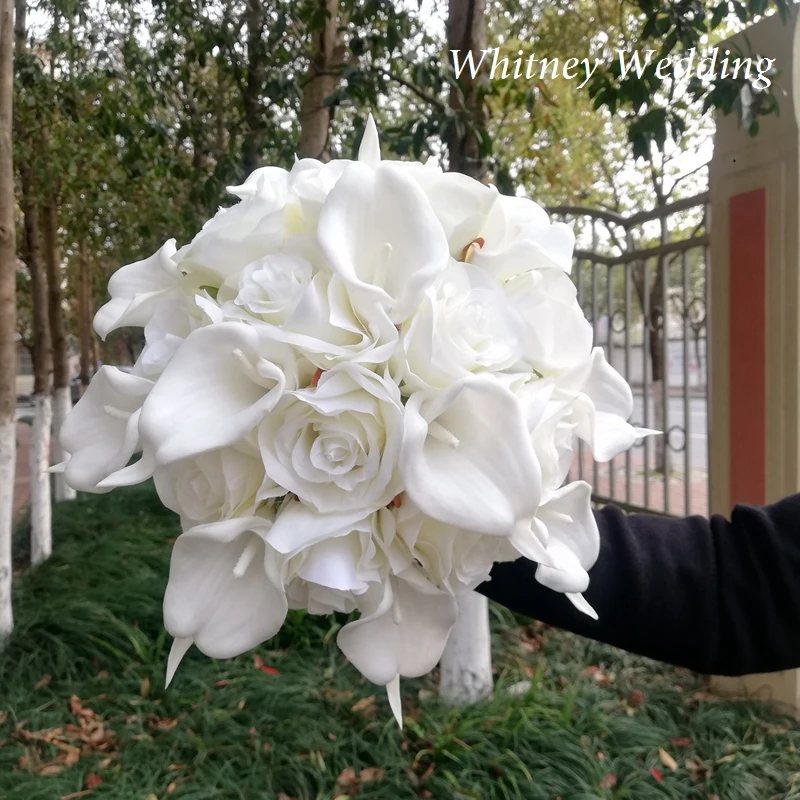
[15,0,53,564]
[0,0,16,641]
[297,0,344,160]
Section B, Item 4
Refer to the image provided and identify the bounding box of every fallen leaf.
[35,675,51,690]
[214,680,230,687]
[39,764,63,776]
[253,655,279,675]
[659,747,678,771]
[599,773,617,788]
[670,737,692,749]
[166,782,177,795]
[276,795,298,800]
[716,753,737,764]
[707,796,721,800]
[168,764,189,771]
[360,767,384,782]
[628,689,644,707]
[419,792,433,799]
[85,773,102,789]
[263,743,271,755]
[336,766,358,789]
[144,795,158,800]
[351,695,376,713]
[59,791,92,800]
[650,767,663,783]
[140,677,151,698]
[148,716,178,732]
[69,697,83,716]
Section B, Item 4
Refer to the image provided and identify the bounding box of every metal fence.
[549,193,711,518]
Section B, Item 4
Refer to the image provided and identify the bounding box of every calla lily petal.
[358,114,381,167]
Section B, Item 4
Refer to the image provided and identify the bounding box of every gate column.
[709,9,800,712]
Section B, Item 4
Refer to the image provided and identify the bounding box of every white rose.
[394,260,526,391]
[268,271,399,369]
[259,363,403,513]
[505,268,593,375]
[153,444,266,527]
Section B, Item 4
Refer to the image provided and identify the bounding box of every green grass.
[1,485,799,800]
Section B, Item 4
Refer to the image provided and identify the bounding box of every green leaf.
[710,2,729,29]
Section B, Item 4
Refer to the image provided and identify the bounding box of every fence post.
[709,9,800,713]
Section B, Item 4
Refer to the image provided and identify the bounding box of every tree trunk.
[0,0,17,642]
[446,0,488,180]
[77,238,92,393]
[297,0,342,161]
[439,0,493,706]
[439,592,493,705]
[17,0,53,563]
[241,0,265,176]
[42,202,74,501]
[19,169,53,565]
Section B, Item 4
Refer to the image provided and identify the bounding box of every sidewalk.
[569,449,710,517]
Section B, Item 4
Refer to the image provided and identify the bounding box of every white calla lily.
[532,481,600,619]
[164,515,286,664]
[400,375,542,535]
[318,162,449,324]
[337,571,458,686]
[139,322,306,465]
[470,195,576,279]
[94,240,180,339]
[395,163,498,258]
[60,366,153,493]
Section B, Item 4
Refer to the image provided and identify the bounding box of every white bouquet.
[60,117,646,722]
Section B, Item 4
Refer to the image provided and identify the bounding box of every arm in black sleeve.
[478,493,800,676]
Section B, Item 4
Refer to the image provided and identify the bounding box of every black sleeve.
[477,493,800,676]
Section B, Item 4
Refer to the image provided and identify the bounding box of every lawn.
[1,486,798,800]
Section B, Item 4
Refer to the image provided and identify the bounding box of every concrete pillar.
[709,10,800,712]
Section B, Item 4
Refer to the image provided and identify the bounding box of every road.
[631,392,708,472]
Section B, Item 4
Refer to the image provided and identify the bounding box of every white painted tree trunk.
[439,591,493,706]
[0,420,15,641]
[30,393,52,566]
[52,386,74,501]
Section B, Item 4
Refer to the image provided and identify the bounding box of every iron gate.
[549,193,711,517]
